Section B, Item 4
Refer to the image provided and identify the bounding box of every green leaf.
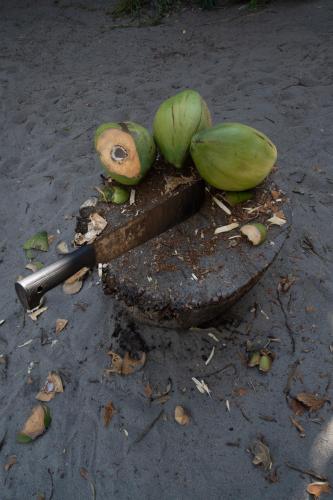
[23,231,49,252]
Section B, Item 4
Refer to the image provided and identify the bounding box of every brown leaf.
[36,372,64,402]
[251,439,272,471]
[47,234,56,245]
[233,387,248,397]
[103,401,115,428]
[290,416,305,437]
[4,455,17,471]
[271,190,281,200]
[80,467,89,480]
[296,393,327,412]
[55,319,68,335]
[289,398,305,416]
[174,406,190,425]
[106,351,123,374]
[305,305,316,313]
[106,350,146,376]
[122,351,146,375]
[144,383,153,399]
[306,482,331,498]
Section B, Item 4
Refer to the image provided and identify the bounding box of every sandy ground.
[1,0,333,498]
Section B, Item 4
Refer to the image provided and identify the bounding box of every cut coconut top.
[96,128,141,179]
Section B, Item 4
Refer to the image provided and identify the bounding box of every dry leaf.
[106,351,146,376]
[75,213,107,245]
[63,280,83,295]
[36,372,64,402]
[80,467,89,480]
[29,306,48,321]
[214,222,239,235]
[164,175,194,194]
[47,234,56,245]
[271,190,281,200]
[296,393,327,412]
[63,267,89,295]
[267,215,286,226]
[233,387,247,397]
[122,351,146,375]
[289,398,305,416]
[174,406,190,425]
[103,401,115,427]
[25,261,44,272]
[4,455,17,471]
[278,274,296,293]
[17,404,51,443]
[55,318,68,335]
[56,241,69,254]
[251,439,272,470]
[305,305,316,313]
[144,383,153,399]
[65,267,89,285]
[307,482,331,498]
[290,416,305,437]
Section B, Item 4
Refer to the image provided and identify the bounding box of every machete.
[15,178,205,311]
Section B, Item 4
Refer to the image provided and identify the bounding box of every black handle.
[15,244,96,311]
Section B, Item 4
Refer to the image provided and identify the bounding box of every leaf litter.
[295,392,327,412]
[174,406,190,425]
[250,438,272,471]
[17,404,51,443]
[103,401,115,427]
[36,371,63,402]
[55,318,68,335]
[106,351,146,376]
[63,267,89,295]
[192,377,211,396]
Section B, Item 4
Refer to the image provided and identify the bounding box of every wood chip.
[63,267,89,295]
[214,222,239,235]
[129,189,136,205]
[55,319,68,335]
[103,401,115,427]
[267,215,286,226]
[64,267,89,285]
[56,241,69,254]
[174,406,190,425]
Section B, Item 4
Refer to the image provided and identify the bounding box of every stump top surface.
[86,163,291,318]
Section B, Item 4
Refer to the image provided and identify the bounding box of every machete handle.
[15,244,96,311]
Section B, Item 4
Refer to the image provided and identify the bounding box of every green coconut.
[153,89,212,169]
[94,121,156,185]
[190,123,277,191]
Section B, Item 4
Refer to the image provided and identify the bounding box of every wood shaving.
[191,273,198,281]
[205,346,215,366]
[4,455,17,472]
[17,339,34,347]
[290,416,305,437]
[192,377,211,396]
[0,319,5,326]
[208,332,220,342]
[214,222,239,235]
[29,306,48,321]
[226,399,231,412]
[212,196,231,215]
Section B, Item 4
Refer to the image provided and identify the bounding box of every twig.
[284,360,300,399]
[277,288,295,353]
[48,468,54,500]
[285,462,327,481]
[197,363,237,379]
[132,410,164,446]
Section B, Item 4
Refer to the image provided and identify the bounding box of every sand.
[0,0,333,498]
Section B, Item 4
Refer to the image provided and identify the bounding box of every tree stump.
[77,162,291,328]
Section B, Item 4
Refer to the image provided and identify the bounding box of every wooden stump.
[77,162,291,328]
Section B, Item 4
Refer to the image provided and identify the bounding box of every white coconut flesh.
[240,223,267,246]
[96,128,141,179]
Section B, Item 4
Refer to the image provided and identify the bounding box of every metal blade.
[95,179,205,263]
